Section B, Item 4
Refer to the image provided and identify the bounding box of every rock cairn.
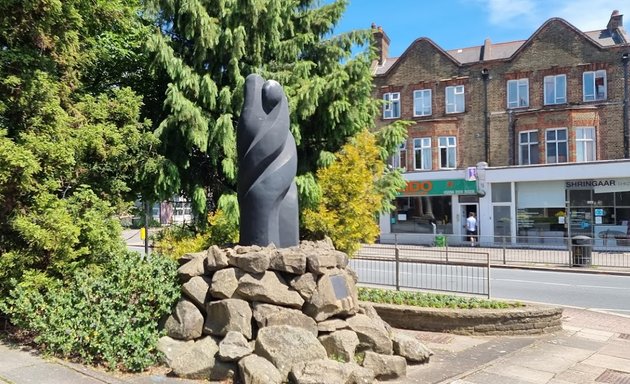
[158,239,432,383]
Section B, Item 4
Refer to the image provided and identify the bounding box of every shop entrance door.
[461,204,479,243]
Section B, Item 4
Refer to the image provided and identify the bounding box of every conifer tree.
[146,0,379,217]
[0,0,162,295]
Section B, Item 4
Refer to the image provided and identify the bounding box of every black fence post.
[486,252,491,299]
[395,246,400,291]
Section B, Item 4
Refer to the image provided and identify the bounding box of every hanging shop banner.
[400,179,477,196]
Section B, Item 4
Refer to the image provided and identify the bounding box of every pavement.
[2,307,630,384]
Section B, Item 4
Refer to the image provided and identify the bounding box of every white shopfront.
[379,160,630,247]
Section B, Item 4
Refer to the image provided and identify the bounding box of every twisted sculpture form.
[237,74,299,248]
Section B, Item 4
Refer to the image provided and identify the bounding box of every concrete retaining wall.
[367,302,563,336]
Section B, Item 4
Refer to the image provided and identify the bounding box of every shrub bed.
[358,287,523,309]
[1,251,180,371]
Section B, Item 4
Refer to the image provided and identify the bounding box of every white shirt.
[466,216,477,231]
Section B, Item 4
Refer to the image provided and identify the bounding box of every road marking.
[492,278,630,290]
[493,278,572,287]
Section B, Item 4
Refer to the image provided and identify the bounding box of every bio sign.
[401,179,477,196]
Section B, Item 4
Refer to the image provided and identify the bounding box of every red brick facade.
[373,13,630,171]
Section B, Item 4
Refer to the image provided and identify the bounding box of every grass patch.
[358,287,523,309]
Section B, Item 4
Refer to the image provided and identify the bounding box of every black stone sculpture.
[237,74,299,248]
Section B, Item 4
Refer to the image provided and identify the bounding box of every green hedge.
[1,251,180,371]
[358,287,522,309]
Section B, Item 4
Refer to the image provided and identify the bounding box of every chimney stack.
[607,10,623,32]
[481,38,492,61]
[372,23,390,66]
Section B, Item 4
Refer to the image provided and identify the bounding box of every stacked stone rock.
[158,239,432,384]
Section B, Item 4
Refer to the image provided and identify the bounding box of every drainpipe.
[481,68,490,164]
[508,110,514,165]
[623,52,629,159]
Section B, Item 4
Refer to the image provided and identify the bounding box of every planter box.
[366,301,563,336]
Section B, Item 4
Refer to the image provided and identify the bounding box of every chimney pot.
[371,25,390,66]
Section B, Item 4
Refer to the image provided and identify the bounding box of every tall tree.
[146,0,378,217]
[0,0,162,295]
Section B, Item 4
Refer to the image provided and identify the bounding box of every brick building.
[373,12,630,247]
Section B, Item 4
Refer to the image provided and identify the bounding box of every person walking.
[466,212,477,246]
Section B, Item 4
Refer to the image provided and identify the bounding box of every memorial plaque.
[330,274,350,300]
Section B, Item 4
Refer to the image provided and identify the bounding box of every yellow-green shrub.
[303,130,387,255]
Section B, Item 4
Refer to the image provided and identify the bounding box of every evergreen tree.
[0,0,161,294]
[146,0,378,217]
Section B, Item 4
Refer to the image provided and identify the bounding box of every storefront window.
[516,181,566,243]
[567,188,630,247]
[517,207,566,241]
[492,183,511,203]
[493,205,511,240]
[392,196,453,234]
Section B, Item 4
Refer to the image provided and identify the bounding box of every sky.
[330,0,630,57]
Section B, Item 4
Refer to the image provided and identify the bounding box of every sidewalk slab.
[553,364,606,383]
[483,363,555,383]
[581,354,630,372]
[1,362,110,384]
[598,338,630,359]
[388,334,539,384]
[0,343,44,372]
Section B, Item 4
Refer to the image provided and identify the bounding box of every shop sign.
[401,179,477,196]
[466,167,477,181]
[565,178,630,193]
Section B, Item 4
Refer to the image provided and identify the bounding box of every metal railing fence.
[369,233,630,269]
[349,246,491,298]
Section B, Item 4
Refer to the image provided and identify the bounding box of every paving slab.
[598,339,630,359]
[574,328,615,341]
[453,370,536,384]
[553,366,607,384]
[1,362,109,384]
[483,363,555,384]
[581,353,630,372]
[0,344,46,372]
[542,332,606,351]
[388,335,539,384]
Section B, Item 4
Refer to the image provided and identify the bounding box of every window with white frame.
[413,89,432,116]
[575,127,596,162]
[413,137,432,170]
[519,131,539,165]
[544,75,566,105]
[445,85,465,113]
[383,92,400,119]
[546,128,568,164]
[391,141,407,169]
[583,70,606,102]
[507,79,529,108]
[438,136,456,169]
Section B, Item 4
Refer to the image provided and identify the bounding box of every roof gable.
[374,37,460,77]
[509,18,606,61]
